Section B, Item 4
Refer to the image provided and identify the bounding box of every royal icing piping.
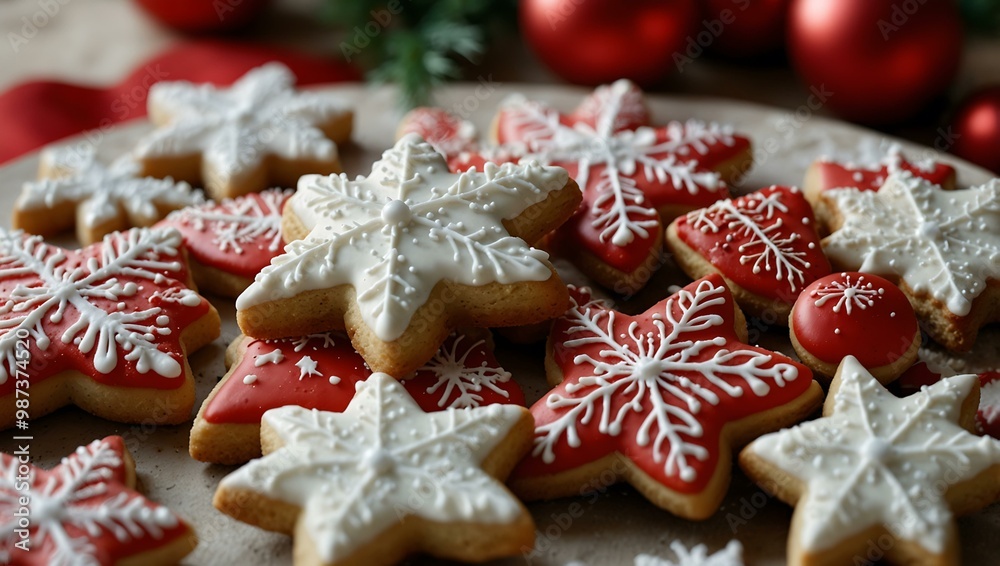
[0,227,209,390]
[253,348,284,367]
[812,273,882,313]
[0,437,187,565]
[816,143,954,193]
[218,374,526,562]
[634,540,744,566]
[497,81,740,272]
[414,333,513,409]
[135,63,348,181]
[398,107,479,159]
[517,276,810,493]
[159,188,290,279]
[823,172,1000,316]
[236,134,567,341]
[17,144,202,231]
[748,357,1000,554]
[678,186,829,301]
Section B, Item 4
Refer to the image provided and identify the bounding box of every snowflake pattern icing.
[811,273,884,315]
[747,357,1000,554]
[236,134,568,342]
[0,437,187,566]
[530,277,804,487]
[164,188,290,255]
[635,540,744,566]
[822,171,1000,316]
[218,374,528,562]
[418,333,513,409]
[0,227,205,384]
[15,144,202,238]
[500,80,732,247]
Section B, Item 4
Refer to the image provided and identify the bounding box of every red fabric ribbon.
[0,40,360,164]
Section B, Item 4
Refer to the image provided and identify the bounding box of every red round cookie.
[791,272,918,367]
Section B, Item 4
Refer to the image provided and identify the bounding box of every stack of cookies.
[2,65,999,566]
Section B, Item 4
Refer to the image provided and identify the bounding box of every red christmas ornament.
[786,0,963,124]
[520,0,699,86]
[950,86,1000,174]
[134,0,271,33]
[698,0,790,58]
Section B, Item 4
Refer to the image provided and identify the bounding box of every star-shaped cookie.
[0,436,196,565]
[236,134,581,376]
[822,171,1000,351]
[510,275,822,519]
[740,356,1000,566]
[213,373,535,565]
[494,80,752,293]
[134,63,353,199]
[13,144,203,245]
[0,227,220,428]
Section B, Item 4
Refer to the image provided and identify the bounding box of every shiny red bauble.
[786,0,963,124]
[699,0,790,58]
[950,86,1000,174]
[134,0,271,33]
[520,0,699,86]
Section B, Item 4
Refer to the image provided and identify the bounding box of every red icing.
[0,229,211,396]
[514,274,814,494]
[156,188,290,280]
[203,332,523,424]
[816,151,956,193]
[674,185,830,304]
[791,272,918,366]
[494,82,749,274]
[396,107,518,173]
[895,364,1000,439]
[0,436,191,565]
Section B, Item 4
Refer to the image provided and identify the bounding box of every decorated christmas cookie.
[804,144,957,229]
[511,275,822,519]
[635,540,744,566]
[134,63,353,199]
[396,106,479,164]
[0,227,220,429]
[667,186,830,323]
[156,188,291,297]
[13,143,203,245]
[493,80,752,294]
[822,171,1000,352]
[190,329,523,464]
[236,134,581,377]
[213,373,535,566]
[896,362,1000,439]
[740,356,1000,566]
[0,436,197,565]
[790,272,919,383]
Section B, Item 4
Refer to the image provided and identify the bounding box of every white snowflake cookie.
[13,143,203,245]
[134,63,353,199]
[740,356,1000,566]
[213,372,535,566]
[822,171,1000,352]
[236,133,581,376]
[635,540,744,566]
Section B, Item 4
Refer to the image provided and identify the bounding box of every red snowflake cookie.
[510,275,822,519]
[790,272,919,383]
[0,228,219,428]
[0,436,196,565]
[668,185,831,322]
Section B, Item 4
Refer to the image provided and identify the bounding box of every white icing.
[135,63,349,186]
[399,107,479,157]
[236,134,567,341]
[254,348,284,367]
[748,357,1000,553]
[687,188,812,291]
[534,278,800,482]
[295,355,322,380]
[0,228,200,383]
[416,333,512,409]
[980,379,1000,425]
[811,273,884,314]
[17,144,202,231]
[243,374,258,385]
[0,438,180,566]
[635,540,744,566]
[502,80,729,247]
[218,373,526,562]
[166,188,289,254]
[823,172,1000,316]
